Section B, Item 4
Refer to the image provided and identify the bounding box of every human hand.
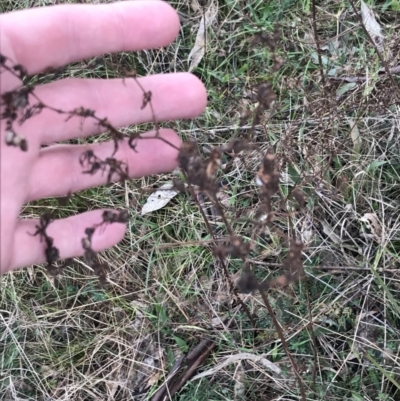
[0,0,207,274]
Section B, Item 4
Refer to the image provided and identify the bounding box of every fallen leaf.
[234,362,246,400]
[360,213,382,242]
[130,300,148,331]
[211,315,227,327]
[41,365,59,379]
[321,221,341,245]
[348,118,362,154]
[336,82,357,98]
[130,340,165,393]
[147,353,164,387]
[191,0,201,12]
[190,352,282,381]
[361,0,384,53]
[301,217,314,244]
[187,1,218,72]
[141,183,178,215]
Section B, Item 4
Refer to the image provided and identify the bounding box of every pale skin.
[0,0,207,274]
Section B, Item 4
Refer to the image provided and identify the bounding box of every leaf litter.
[360,0,384,53]
[187,0,218,72]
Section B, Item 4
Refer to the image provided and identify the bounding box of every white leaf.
[187,1,218,72]
[361,0,384,53]
[141,183,178,215]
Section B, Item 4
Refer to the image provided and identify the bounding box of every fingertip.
[190,74,208,116]
[175,73,208,118]
[51,209,128,258]
[119,0,181,49]
[2,0,182,75]
[131,128,182,175]
[91,213,127,253]
[149,0,181,46]
[160,129,182,169]
[10,210,128,270]
[159,128,183,150]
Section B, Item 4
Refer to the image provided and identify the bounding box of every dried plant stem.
[183,172,256,327]
[258,287,308,401]
[311,0,325,86]
[304,277,317,390]
[151,337,216,401]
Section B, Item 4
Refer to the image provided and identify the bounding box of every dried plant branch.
[28,212,59,276]
[258,286,308,401]
[151,337,216,401]
[304,277,318,390]
[311,0,326,86]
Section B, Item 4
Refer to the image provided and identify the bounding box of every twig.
[151,337,215,401]
[311,0,326,86]
[329,64,400,83]
[304,278,318,390]
[258,287,308,401]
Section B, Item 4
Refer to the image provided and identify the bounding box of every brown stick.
[258,287,308,401]
[151,338,216,401]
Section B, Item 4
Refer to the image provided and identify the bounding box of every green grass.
[2,0,400,400]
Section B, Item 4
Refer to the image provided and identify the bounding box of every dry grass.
[2,0,400,400]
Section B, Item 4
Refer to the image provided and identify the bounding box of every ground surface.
[1,0,400,400]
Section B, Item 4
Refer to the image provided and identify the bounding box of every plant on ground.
[2,0,400,400]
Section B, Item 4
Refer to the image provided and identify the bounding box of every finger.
[22,73,207,145]
[5,210,127,273]
[0,1,180,75]
[26,129,181,202]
